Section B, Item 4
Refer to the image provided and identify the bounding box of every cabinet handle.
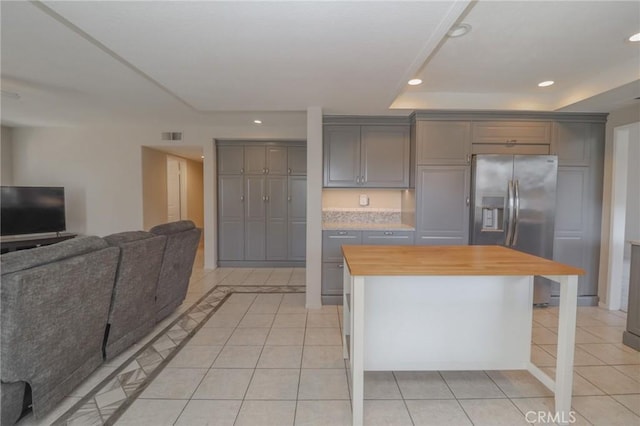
[240,195,244,202]
[288,168,292,174]
[466,197,470,206]
[287,196,291,201]
[337,264,344,269]
[466,154,470,164]
[240,168,244,174]
[265,195,270,202]
[266,168,269,174]
[384,231,393,235]
[262,196,266,201]
[338,231,347,235]
[506,139,517,145]
[355,176,360,184]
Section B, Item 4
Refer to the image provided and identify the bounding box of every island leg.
[555,274,578,425]
[351,276,365,426]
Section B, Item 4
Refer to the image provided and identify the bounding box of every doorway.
[167,156,187,222]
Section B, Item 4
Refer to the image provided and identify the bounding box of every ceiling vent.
[161,132,183,141]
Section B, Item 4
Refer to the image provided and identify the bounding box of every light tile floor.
[16,251,640,425]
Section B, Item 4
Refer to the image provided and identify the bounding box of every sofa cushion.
[104,230,156,246]
[150,220,195,235]
[1,236,108,275]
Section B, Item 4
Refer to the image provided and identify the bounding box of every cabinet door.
[288,146,307,175]
[416,121,471,165]
[217,145,244,175]
[415,165,470,246]
[322,230,362,261]
[472,121,551,144]
[266,146,288,175]
[360,125,410,187]
[323,126,360,187]
[288,176,306,261]
[244,176,266,260]
[553,167,593,297]
[244,146,266,175]
[266,177,288,260]
[218,176,244,261]
[322,262,345,295]
[553,122,593,166]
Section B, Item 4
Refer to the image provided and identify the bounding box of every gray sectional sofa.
[0,220,201,425]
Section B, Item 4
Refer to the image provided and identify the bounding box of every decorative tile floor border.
[51,285,305,426]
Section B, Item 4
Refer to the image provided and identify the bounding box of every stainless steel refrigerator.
[470,155,558,305]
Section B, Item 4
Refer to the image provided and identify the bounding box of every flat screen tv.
[1,186,66,236]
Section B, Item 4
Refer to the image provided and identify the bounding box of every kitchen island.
[341,245,583,426]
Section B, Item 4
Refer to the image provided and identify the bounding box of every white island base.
[342,247,580,426]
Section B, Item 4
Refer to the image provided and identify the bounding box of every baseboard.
[622,331,640,350]
[548,295,599,306]
[217,260,305,268]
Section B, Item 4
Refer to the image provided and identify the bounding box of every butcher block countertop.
[341,245,585,277]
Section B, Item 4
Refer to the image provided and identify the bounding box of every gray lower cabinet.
[321,230,414,304]
[218,175,244,261]
[415,165,470,246]
[288,176,307,261]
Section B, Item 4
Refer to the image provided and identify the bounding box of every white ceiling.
[1,1,639,128]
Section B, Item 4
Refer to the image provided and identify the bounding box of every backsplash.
[322,208,402,224]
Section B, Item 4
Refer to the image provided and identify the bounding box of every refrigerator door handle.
[512,180,521,246]
[505,180,515,246]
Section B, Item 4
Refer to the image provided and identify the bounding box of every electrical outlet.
[359,194,369,206]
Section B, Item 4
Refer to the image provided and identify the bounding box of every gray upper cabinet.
[415,165,470,246]
[288,146,307,175]
[552,121,594,166]
[323,124,410,188]
[360,126,410,187]
[217,145,244,175]
[415,121,471,165]
[323,126,361,187]
[472,121,551,145]
[245,145,288,175]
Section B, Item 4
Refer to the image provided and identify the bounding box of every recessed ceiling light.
[629,32,640,42]
[253,120,262,124]
[201,155,204,159]
[408,79,423,86]
[538,80,554,87]
[447,23,471,38]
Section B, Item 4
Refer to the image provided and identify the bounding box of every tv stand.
[1,233,77,254]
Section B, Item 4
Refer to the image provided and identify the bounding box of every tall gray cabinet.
[413,117,471,245]
[551,117,606,305]
[217,141,306,267]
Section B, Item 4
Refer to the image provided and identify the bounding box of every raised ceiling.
[1,1,638,127]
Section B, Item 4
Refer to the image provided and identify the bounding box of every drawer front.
[362,230,414,245]
[322,230,362,261]
[322,262,345,295]
[472,121,551,145]
[415,233,467,246]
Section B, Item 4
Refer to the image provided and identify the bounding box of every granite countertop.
[323,222,415,231]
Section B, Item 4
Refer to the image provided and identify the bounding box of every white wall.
[10,122,306,268]
[142,146,169,230]
[1,126,13,185]
[598,103,640,306]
